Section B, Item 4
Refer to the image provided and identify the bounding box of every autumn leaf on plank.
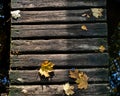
[69,69,79,79]
[63,83,74,96]
[81,25,88,31]
[99,45,106,52]
[75,72,89,89]
[91,8,103,18]
[38,60,55,77]
[69,69,89,89]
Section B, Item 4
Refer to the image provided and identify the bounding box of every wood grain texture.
[10,68,108,84]
[11,9,106,24]
[10,0,109,95]
[11,38,108,52]
[9,84,109,96]
[11,23,107,38]
[11,0,106,9]
[10,53,109,68]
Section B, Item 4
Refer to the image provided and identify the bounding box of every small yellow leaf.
[99,45,105,52]
[38,60,54,77]
[81,25,88,31]
[63,83,74,96]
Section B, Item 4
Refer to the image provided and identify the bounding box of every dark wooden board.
[9,84,109,96]
[11,38,108,52]
[11,9,106,24]
[10,53,109,68]
[10,68,108,84]
[11,23,107,38]
[11,0,106,9]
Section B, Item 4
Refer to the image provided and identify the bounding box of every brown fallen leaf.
[75,72,89,89]
[69,69,89,89]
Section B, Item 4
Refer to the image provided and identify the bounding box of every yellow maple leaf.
[75,72,89,89]
[99,45,105,52]
[38,60,54,77]
[81,25,88,31]
[63,83,74,96]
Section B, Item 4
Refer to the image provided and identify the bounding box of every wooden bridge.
[2,0,110,95]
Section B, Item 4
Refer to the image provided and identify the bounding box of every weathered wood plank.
[10,53,109,68]
[11,9,106,24]
[10,68,108,84]
[9,84,109,96]
[11,0,106,9]
[11,23,107,38]
[11,38,108,52]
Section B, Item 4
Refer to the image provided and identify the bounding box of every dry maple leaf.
[63,83,74,96]
[81,25,88,31]
[38,60,55,77]
[69,69,89,89]
[91,8,103,18]
[99,45,105,52]
[69,69,79,79]
[75,72,89,89]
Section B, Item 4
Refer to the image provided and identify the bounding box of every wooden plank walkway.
[9,0,109,96]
